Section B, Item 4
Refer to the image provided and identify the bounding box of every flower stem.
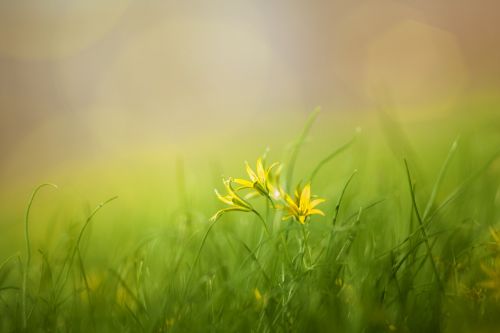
[253,210,271,237]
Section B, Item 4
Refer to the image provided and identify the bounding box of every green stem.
[253,210,271,237]
[301,223,310,269]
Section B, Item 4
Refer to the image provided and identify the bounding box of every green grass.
[1,109,499,332]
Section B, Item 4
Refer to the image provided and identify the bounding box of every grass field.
[0,108,499,332]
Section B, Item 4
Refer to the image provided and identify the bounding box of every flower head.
[233,157,281,202]
[282,183,325,224]
[210,178,254,221]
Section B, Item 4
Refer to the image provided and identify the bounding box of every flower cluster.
[211,157,325,224]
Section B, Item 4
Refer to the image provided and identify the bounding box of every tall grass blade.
[309,137,356,183]
[22,183,57,330]
[285,107,321,190]
[332,170,357,226]
[56,196,118,298]
[423,138,459,220]
[403,159,444,293]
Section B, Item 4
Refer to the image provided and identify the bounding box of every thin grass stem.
[22,183,57,330]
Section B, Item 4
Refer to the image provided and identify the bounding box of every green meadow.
[1,109,499,332]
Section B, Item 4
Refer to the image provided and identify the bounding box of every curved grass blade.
[56,196,118,298]
[427,148,500,222]
[183,218,218,298]
[239,240,271,284]
[404,159,444,293]
[0,254,17,280]
[285,107,321,190]
[332,170,357,226]
[422,137,459,220]
[309,137,356,183]
[22,183,57,329]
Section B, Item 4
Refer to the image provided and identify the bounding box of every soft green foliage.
[0,110,499,332]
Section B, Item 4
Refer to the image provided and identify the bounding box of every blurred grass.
[0,107,499,332]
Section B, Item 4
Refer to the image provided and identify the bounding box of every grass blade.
[309,136,356,183]
[422,137,459,220]
[22,183,57,329]
[404,159,444,293]
[285,107,321,190]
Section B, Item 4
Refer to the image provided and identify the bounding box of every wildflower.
[211,178,254,221]
[165,317,175,329]
[254,288,262,301]
[478,228,500,299]
[479,263,500,299]
[488,227,500,252]
[282,183,325,224]
[116,285,137,310]
[233,158,281,203]
[253,288,268,309]
[86,272,102,292]
[458,283,485,302]
[79,272,103,304]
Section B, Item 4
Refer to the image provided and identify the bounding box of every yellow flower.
[253,288,268,309]
[478,228,500,299]
[116,285,137,310]
[165,317,175,329]
[489,227,500,251]
[458,283,485,302]
[479,263,500,299]
[79,271,103,304]
[211,178,254,221]
[254,288,262,301]
[233,157,281,202]
[282,183,325,224]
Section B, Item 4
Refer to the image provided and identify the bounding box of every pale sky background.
[1,0,499,187]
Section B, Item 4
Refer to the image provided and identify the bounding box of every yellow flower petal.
[256,158,266,182]
[299,183,311,211]
[223,179,253,210]
[215,189,233,206]
[245,161,258,182]
[285,194,299,214]
[254,288,262,301]
[310,209,325,216]
[210,207,251,221]
[233,178,254,188]
[490,227,500,245]
[310,198,325,209]
[244,191,260,200]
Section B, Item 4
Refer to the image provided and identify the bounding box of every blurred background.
[0,0,499,217]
